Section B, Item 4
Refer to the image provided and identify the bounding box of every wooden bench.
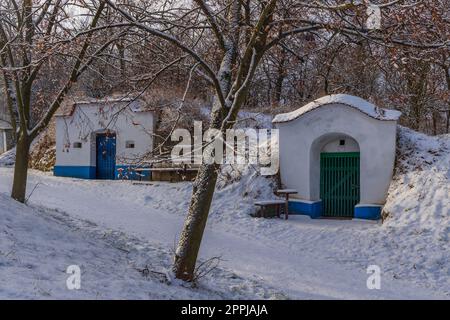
[131,180,153,185]
[254,200,286,218]
[130,165,199,182]
[133,167,151,176]
[150,164,199,182]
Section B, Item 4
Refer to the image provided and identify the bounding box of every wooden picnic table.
[134,165,199,181]
[133,168,152,172]
[132,167,152,181]
[275,189,298,220]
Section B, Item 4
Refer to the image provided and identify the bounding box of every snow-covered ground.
[0,127,448,299]
[0,191,289,299]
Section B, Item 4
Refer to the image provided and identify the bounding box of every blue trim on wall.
[54,165,151,180]
[288,200,382,220]
[54,166,96,179]
[288,200,322,219]
[115,165,151,181]
[354,205,382,220]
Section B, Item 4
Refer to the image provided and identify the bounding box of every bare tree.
[105,0,279,281]
[0,0,128,202]
[103,0,448,281]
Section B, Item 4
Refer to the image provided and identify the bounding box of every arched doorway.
[310,133,360,218]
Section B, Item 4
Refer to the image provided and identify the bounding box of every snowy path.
[0,168,447,299]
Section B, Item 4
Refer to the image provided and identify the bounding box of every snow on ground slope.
[0,170,444,299]
[0,193,286,299]
[382,126,450,287]
[384,126,449,233]
[0,126,448,299]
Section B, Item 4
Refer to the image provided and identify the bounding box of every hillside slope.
[384,127,449,231]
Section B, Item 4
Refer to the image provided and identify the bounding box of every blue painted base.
[54,166,96,179]
[115,165,151,181]
[288,200,382,220]
[288,200,322,219]
[54,165,151,181]
[354,205,382,220]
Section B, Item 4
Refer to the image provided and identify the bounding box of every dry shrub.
[29,125,56,171]
[141,86,209,156]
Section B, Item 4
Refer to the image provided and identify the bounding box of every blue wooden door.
[96,134,116,179]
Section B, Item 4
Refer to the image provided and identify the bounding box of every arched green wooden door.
[320,152,360,217]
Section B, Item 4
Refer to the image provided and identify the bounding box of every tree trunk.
[172,0,276,282]
[273,62,284,105]
[11,133,31,203]
[444,65,450,134]
[273,45,286,105]
[172,46,234,281]
[173,162,220,281]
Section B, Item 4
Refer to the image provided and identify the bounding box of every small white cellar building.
[273,94,401,220]
[54,97,156,180]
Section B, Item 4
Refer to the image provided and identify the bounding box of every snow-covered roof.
[272,94,402,124]
[55,96,151,117]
